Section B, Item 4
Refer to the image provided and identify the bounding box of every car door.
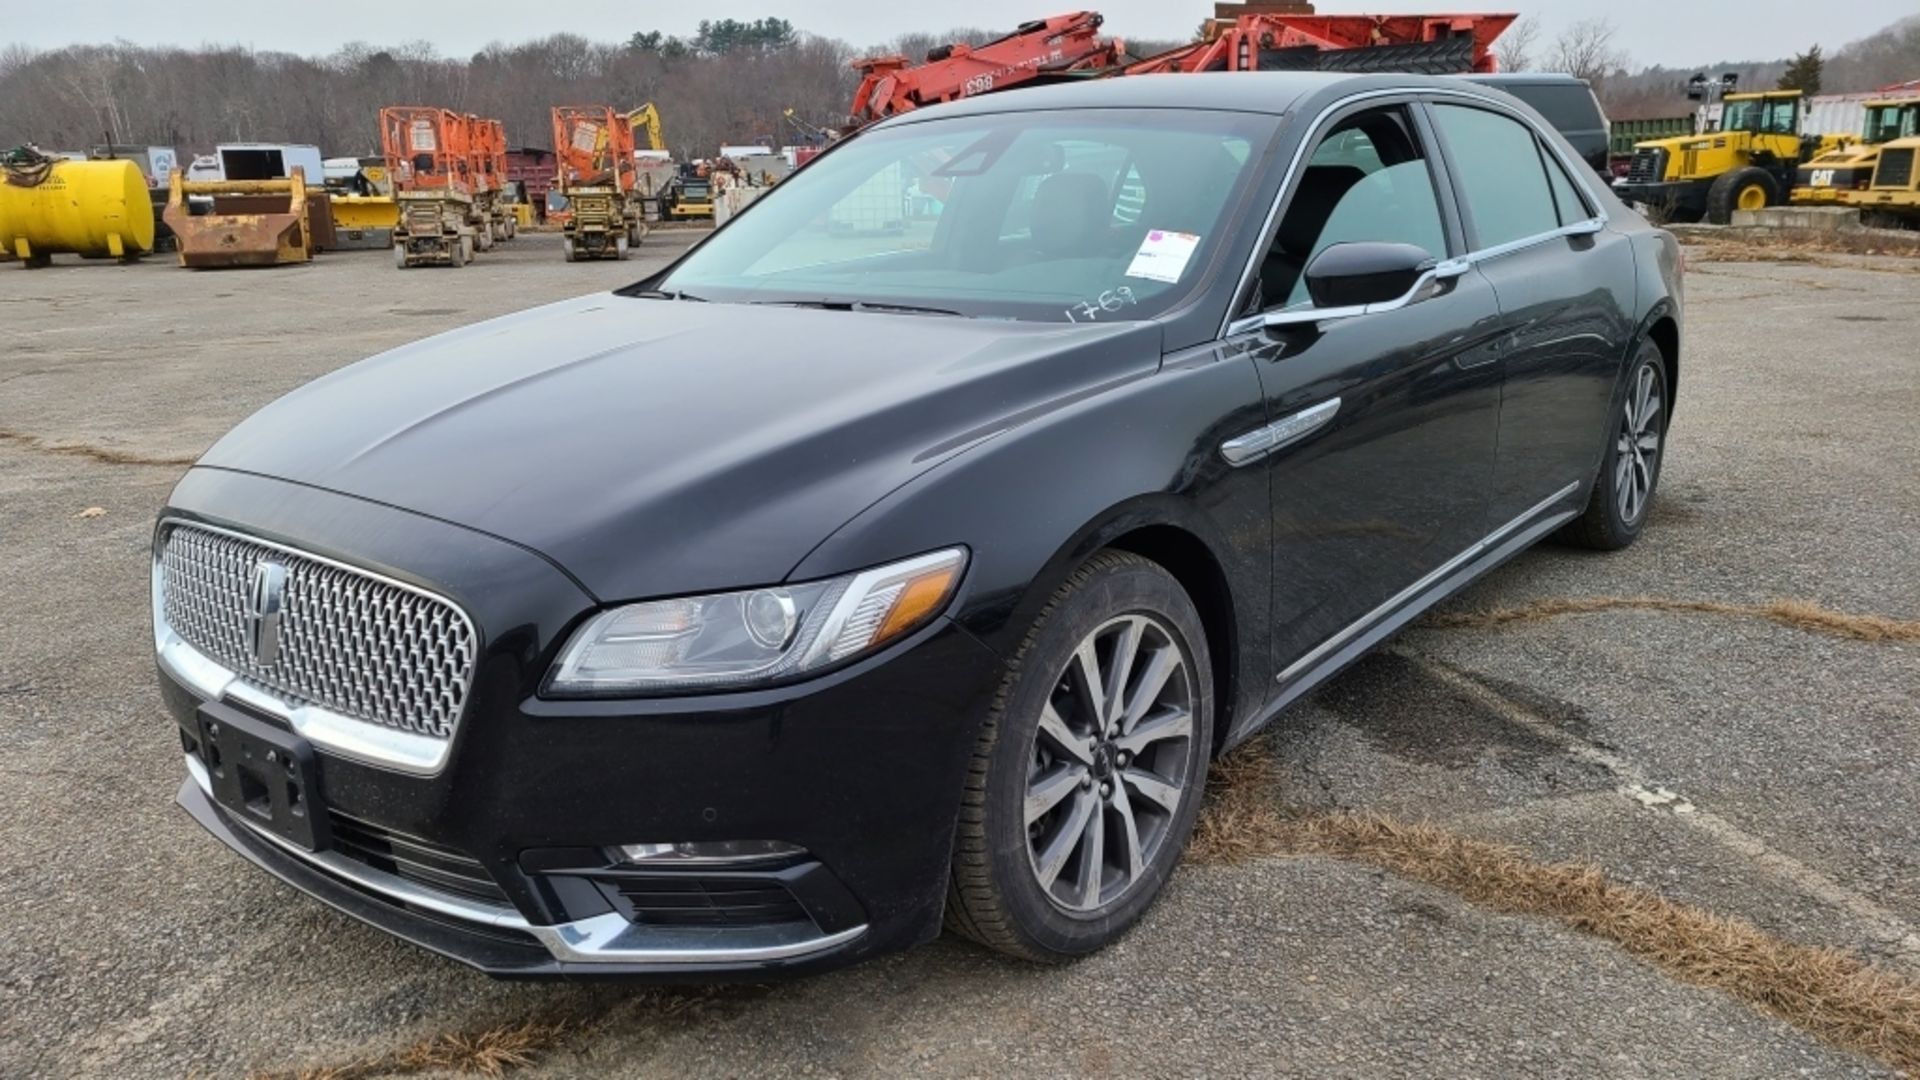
[1425,99,1639,530]
[1224,101,1505,687]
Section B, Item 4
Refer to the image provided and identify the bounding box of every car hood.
[198,295,1158,601]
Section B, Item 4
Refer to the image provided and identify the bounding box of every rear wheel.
[449,236,469,268]
[1557,339,1668,551]
[615,234,630,261]
[392,244,408,270]
[562,236,576,263]
[1707,167,1779,224]
[946,551,1213,962]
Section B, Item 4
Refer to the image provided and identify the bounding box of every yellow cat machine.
[1793,98,1920,206]
[1616,90,1839,224]
[1847,128,1920,226]
[381,106,479,269]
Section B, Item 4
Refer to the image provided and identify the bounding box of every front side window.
[1865,105,1918,144]
[1259,105,1448,310]
[650,110,1274,324]
[1432,104,1562,249]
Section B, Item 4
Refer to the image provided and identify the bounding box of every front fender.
[790,342,1273,732]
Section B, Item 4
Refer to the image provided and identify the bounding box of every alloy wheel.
[1615,361,1664,524]
[1024,614,1195,913]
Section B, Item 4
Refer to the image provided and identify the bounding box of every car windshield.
[646,109,1276,324]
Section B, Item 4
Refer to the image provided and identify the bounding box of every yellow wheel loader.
[1846,128,1920,227]
[1793,98,1920,206]
[1616,90,1841,224]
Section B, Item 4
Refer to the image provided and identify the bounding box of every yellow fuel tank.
[0,159,156,266]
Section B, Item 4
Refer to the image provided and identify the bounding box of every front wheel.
[1557,339,1668,551]
[946,551,1213,961]
[1707,167,1778,224]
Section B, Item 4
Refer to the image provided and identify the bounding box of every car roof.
[874,71,1523,126]
[1459,72,1591,87]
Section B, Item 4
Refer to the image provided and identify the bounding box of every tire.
[1706,167,1778,224]
[562,237,576,263]
[946,550,1214,962]
[392,244,408,270]
[449,237,469,268]
[475,225,494,252]
[505,217,517,240]
[615,234,630,261]
[1557,339,1669,551]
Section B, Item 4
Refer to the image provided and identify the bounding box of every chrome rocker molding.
[1221,397,1342,466]
[152,519,470,777]
[1277,479,1581,686]
[184,756,868,966]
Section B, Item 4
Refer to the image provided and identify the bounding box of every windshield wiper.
[627,288,708,301]
[751,299,967,318]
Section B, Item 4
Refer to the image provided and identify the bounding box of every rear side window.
[1541,145,1591,226]
[1432,105,1560,249]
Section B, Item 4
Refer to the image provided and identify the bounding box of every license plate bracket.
[196,701,330,852]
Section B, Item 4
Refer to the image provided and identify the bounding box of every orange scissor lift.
[551,105,647,261]
[381,106,480,268]
[468,116,517,246]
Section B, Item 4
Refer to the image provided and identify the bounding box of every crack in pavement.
[1407,653,1920,971]
[0,429,197,468]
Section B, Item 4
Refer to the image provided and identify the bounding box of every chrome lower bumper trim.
[184,756,867,965]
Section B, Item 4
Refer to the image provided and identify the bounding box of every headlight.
[544,547,967,696]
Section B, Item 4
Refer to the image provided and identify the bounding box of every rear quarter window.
[1514,85,1603,133]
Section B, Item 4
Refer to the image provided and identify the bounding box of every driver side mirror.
[1304,242,1435,308]
[1262,242,1469,331]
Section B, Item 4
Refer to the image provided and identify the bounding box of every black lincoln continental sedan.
[156,72,1681,977]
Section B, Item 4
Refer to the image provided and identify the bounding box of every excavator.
[848,5,1514,125]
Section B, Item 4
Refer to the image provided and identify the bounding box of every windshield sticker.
[1065,286,1139,324]
[1125,230,1201,284]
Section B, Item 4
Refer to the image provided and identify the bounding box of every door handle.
[1221,398,1342,467]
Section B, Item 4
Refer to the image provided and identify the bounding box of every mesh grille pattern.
[1626,148,1665,185]
[160,525,476,740]
[1875,148,1914,190]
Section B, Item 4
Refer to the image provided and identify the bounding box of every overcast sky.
[4,0,1911,71]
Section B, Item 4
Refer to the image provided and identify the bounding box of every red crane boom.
[1125,11,1515,76]
[850,12,1127,123]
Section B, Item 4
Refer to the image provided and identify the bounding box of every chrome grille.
[159,524,476,741]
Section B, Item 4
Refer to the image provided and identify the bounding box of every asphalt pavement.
[0,234,1913,1077]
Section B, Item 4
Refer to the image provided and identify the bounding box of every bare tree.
[1495,17,1539,74]
[1549,18,1629,86]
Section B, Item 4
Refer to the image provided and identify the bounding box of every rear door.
[1425,99,1638,531]
[1227,100,1505,686]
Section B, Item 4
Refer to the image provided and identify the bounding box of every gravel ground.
[0,234,1914,1077]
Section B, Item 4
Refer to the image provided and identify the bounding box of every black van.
[1461,73,1611,176]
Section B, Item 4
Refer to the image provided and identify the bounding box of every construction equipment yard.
[2,232,1917,1074]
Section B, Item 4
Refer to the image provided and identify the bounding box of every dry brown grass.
[1189,739,1290,865]
[253,1020,573,1080]
[0,428,196,468]
[1425,596,1920,644]
[1678,226,1920,270]
[1279,814,1920,1076]
[1189,744,1920,1075]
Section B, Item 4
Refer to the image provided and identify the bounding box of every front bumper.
[1613,180,1708,215]
[159,470,1005,979]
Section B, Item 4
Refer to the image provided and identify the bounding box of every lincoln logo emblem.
[245,560,289,666]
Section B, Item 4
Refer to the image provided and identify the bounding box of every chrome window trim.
[154,517,478,777]
[1219,85,1611,340]
[1275,480,1582,684]
[184,757,868,965]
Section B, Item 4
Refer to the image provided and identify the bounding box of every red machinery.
[848,7,1515,125]
[379,106,481,268]
[549,106,645,262]
[380,106,473,195]
[1126,10,1515,76]
[850,12,1126,123]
